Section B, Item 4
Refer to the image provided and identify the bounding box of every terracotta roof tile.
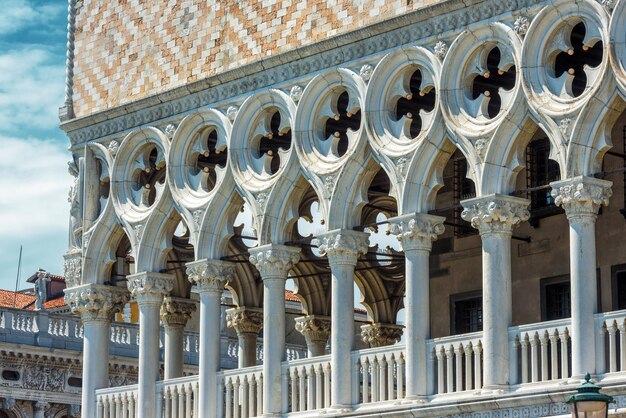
[43,297,67,309]
[0,290,36,309]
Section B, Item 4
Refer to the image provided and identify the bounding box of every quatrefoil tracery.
[551,21,603,98]
[392,68,436,139]
[320,90,361,158]
[467,46,516,119]
[132,146,166,207]
[251,110,291,175]
[191,128,227,193]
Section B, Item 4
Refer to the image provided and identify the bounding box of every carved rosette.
[127,272,174,305]
[551,177,612,220]
[160,297,197,328]
[461,195,530,235]
[295,315,331,345]
[389,213,445,252]
[361,323,404,347]
[186,259,235,294]
[248,245,301,279]
[316,229,369,266]
[64,284,129,322]
[226,307,263,335]
[63,249,83,288]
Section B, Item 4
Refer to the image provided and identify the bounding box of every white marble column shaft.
[390,213,445,398]
[462,195,529,389]
[225,307,263,368]
[318,229,368,410]
[551,176,612,377]
[249,245,300,416]
[187,259,234,418]
[65,284,128,418]
[161,297,197,380]
[128,272,174,418]
[295,315,331,357]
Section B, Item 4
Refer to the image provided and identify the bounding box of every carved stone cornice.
[550,176,612,220]
[160,297,197,328]
[225,307,263,335]
[127,272,174,305]
[389,213,445,252]
[461,195,530,235]
[360,323,404,347]
[64,284,129,323]
[295,315,331,344]
[186,259,234,294]
[316,229,369,266]
[248,245,301,279]
[63,249,82,288]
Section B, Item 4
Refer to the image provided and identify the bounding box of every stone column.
[65,284,128,418]
[361,323,403,347]
[187,259,235,418]
[226,307,263,368]
[551,176,612,377]
[461,195,530,389]
[127,272,174,418]
[390,213,445,399]
[33,401,48,418]
[160,297,197,380]
[317,229,368,410]
[249,245,301,416]
[295,315,331,357]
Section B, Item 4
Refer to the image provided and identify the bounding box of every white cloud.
[0,0,64,36]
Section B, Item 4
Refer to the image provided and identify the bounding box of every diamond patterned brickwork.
[72,0,435,118]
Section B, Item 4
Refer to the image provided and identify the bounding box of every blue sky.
[0,0,70,290]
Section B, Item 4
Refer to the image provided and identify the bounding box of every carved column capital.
[360,323,404,347]
[389,213,445,252]
[316,229,369,266]
[160,297,197,328]
[226,307,263,335]
[248,244,300,279]
[461,194,530,235]
[127,272,174,305]
[186,259,234,294]
[64,284,129,322]
[295,315,331,344]
[551,176,612,221]
[63,249,82,288]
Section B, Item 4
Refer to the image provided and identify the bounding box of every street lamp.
[567,373,614,418]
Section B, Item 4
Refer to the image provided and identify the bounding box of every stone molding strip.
[60,0,546,147]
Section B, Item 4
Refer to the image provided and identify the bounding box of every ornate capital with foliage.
[295,315,331,344]
[316,229,369,266]
[64,284,129,322]
[389,213,445,252]
[551,176,612,221]
[127,272,174,305]
[225,307,263,335]
[186,259,234,294]
[361,323,404,347]
[63,249,83,288]
[461,195,530,235]
[248,245,300,279]
[160,297,197,328]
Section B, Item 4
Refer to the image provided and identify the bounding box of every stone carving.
[599,0,616,10]
[226,105,238,121]
[23,366,65,392]
[513,16,529,36]
[558,117,571,138]
[34,271,51,311]
[321,173,338,196]
[295,315,331,344]
[67,159,82,250]
[192,209,203,227]
[59,0,77,121]
[107,140,120,157]
[434,41,448,59]
[110,374,138,387]
[551,177,613,218]
[226,307,263,334]
[394,157,409,180]
[254,192,269,211]
[390,213,445,251]
[361,323,404,347]
[186,259,235,293]
[65,284,129,322]
[316,230,369,265]
[474,138,490,162]
[248,245,301,278]
[164,123,177,138]
[359,64,373,81]
[127,272,174,304]
[461,195,530,234]
[289,85,303,102]
[160,297,197,328]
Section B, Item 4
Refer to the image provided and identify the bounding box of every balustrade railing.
[354,346,405,404]
[428,331,483,394]
[157,375,199,418]
[218,365,264,418]
[96,385,138,418]
[284,355,331,413]
[595,309,626,374]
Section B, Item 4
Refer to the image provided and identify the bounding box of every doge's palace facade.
[59,0,626,417]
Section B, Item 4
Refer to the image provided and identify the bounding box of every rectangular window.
[451,292,482,335]
[541,276,571,321]
[453,156,476,237]
[526,138,560,211]
[612,264,626,310]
